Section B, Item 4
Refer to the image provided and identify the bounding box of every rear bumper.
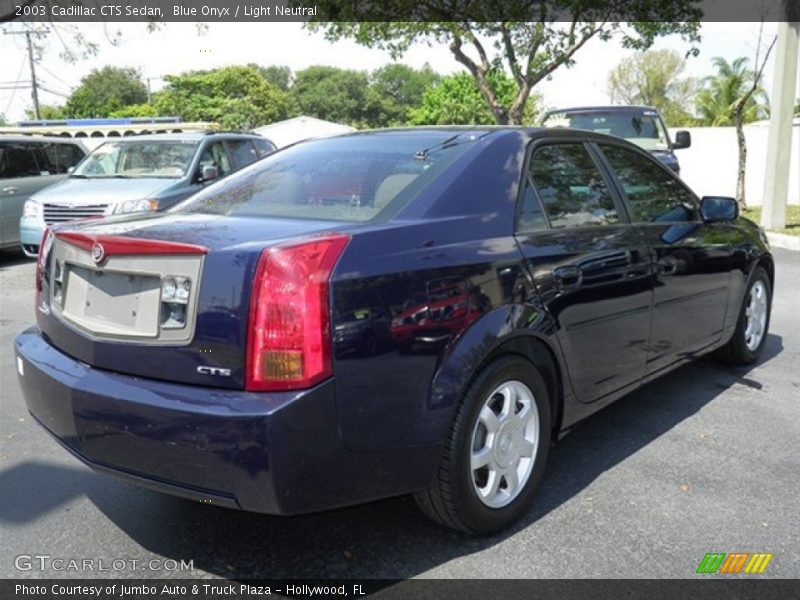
[14,327,436,514]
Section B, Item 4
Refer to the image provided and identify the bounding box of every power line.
[3,30,41,119]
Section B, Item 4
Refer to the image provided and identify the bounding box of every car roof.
[0,134,86,144]
[545,105,660,115]
[324,125,648,148]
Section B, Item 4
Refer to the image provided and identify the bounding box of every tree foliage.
[308,1,702,124]
[410,71,542,125]
[154,65,291,130]
[64,66,148,118]
[369,63,440,126]
[694,57,769,126]
[289,66,380,127]
[249,64,293,91]
[608,50,698,126]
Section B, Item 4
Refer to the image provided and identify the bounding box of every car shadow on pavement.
[0,334,783,580]
[0,249,31,271]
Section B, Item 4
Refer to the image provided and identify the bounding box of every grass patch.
[743,205,800,237]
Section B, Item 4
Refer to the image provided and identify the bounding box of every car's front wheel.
[414,356,551,533]
[715,266,771,365]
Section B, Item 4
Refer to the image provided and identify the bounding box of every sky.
[0,21,788,123]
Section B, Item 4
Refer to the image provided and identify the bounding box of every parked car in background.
[541,105,691,174]
[0,136,86,252]
[19,131,276,256]
[16,128,773,534]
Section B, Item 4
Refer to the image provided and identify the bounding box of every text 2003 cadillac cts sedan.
[15,128,773,533]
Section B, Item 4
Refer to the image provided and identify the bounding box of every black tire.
[414,355,551,533]
[715,266,771,365]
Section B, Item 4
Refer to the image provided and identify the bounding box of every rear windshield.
[542,111,670,151]
[175,131,480,222]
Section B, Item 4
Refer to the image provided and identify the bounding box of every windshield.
[542,111,671,151]
[176,131,480,222]
[72,140,198,179]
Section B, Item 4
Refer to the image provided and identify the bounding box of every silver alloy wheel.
[745,280,768,351]
[470,380,539,509]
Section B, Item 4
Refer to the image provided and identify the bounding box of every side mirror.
[673,130,691,150]
[700,196,738,222]
[199,165,218,182]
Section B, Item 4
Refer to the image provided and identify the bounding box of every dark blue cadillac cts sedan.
[15,128,773,533]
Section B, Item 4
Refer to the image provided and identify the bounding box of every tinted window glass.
[41,143,85,173]
[0,143,41,178]
[516,178,547,232]
[253,138,275,158]
[529,143,618,228]
[198,141,232,177]
[601,144,698,222]
[178,132,477,223]
[225,139,258,169]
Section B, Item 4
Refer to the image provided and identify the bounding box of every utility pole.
[4,29,41,120]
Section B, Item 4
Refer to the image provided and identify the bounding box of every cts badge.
[197,366,231,377]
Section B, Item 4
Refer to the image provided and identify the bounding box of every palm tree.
[695,56,771,208]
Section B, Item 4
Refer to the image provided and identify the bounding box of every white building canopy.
[253,116,355,148]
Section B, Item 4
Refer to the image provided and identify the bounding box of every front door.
[595,142,732,375]
[514,141,653,404]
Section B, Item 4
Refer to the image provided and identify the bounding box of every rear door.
[0,142,49,246]
[514,140,653,404]
[595,142,732,374]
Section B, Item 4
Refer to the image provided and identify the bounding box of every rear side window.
[529,143,618,228]
[516,179,547,232]
[0,142,42,178]
[600,144,698,222]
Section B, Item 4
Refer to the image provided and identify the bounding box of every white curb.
[766,231,800,251]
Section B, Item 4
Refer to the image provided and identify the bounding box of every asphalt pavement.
[0,247,798,579]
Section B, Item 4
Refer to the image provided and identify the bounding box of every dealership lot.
[0,247,797,579]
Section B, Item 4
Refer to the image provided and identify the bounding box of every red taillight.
[35,227,52,304]
[246,234,349,392]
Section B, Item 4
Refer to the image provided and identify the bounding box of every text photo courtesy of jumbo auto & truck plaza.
[0,1,798,600]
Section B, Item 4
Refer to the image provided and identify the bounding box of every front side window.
[225,139,258,170]
[600,144,698,223]
[529,143,619,229]
[198,141,232,177]
[72,141,198,179]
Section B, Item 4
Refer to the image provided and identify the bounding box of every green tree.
[410,71,542,125]
[64,66,147,118]
[608,50,699,126]
[308,2,701,125]
[249,64,293,91]
[108,103,158,118]
[369,63,440,126]
[795,98,799,115]
[290,66,379,127]
[24,104,66,120]
[154,65,290,130]
[695,52,775,208]
[0,113,7,126]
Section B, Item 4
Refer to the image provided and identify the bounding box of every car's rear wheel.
[414,355,551,533]
[715,266,771,365]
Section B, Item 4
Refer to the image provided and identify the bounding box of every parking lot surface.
[1,248,798,579]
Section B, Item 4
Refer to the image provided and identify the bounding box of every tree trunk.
[735,115,747,210]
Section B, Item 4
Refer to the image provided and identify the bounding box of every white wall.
[668,121,800,206]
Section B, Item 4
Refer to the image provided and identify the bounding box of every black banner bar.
[2,579,800,600]
[0,0,796,23]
